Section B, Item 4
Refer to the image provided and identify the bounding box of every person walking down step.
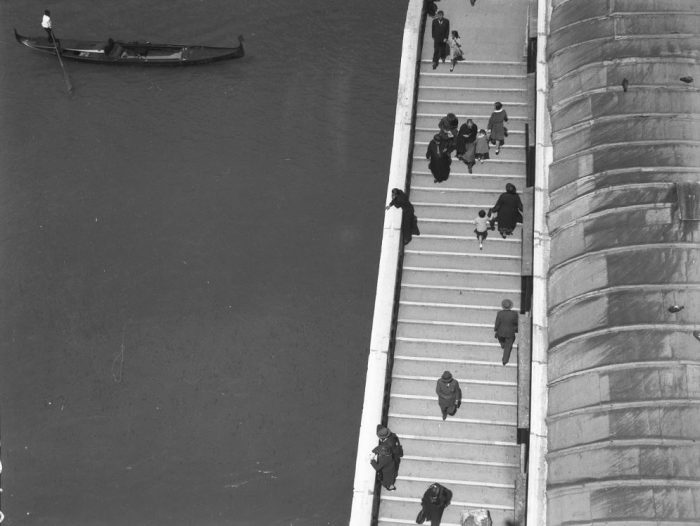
[448,30,463,72]
[431,10,450,69]
[487,102,508,155]
[436,370,461,420]
[474,209,490,250]
[474,128,490,164]
[494,298,518,366]
[456,119,477,173]
[426,133,452,183]
[490,183,523,238]
[370,425,404,491]
[386,188,420,246]
[417,483,453,525]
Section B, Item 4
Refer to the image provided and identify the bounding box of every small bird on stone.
[680,76,694,84]
[621,78,629,92]
[668,305,685,313]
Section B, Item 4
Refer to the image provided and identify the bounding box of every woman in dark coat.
[487,101,508,155]
[436,370,462,420]
[418,483,453,525]
[455,119,478,173]
[371,425,404,491]
[386,188,419,246]
[490,183,523,238]
[426,133,452,183]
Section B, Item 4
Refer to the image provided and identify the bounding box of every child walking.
[475,129,490,163]
[448,30,463,72]
[474,209,490,250]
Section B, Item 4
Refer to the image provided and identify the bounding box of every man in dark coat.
[418,483,453,525]
[370,425,403,491]
[436,370,461,420]
[494,298,518,365]
[431,10,450,69]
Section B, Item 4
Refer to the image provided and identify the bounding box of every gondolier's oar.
[49,31,73,94]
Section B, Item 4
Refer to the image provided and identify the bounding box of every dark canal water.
[0,1,406,524]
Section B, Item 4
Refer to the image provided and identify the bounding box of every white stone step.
[418,59,526,76]
[408,234,521,256]
[411,171,527,191]
[419,71,526,89]
[391,375,516,402]
[418,85,528,104]
[393,355,516,382]
[401,266,521,289]
[394,337,518,364]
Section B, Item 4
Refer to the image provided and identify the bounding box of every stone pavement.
[376,1,531,524]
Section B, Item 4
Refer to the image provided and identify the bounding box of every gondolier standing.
[41,10,54,42]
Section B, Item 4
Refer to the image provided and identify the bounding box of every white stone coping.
[348,1,423,524]
[527,0,552,525]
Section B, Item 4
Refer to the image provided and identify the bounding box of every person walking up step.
[370,425,404,491]
[494,299,518,365]
[436,370,461,420]
[474,209,490,250]
[431,10,450,69]
[487,101,508,155]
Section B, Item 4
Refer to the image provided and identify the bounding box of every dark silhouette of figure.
[418,483,453,525]
[456,119,478,173]
[386,188,420,245]
[436,370,462,420]
[431,11,450,69]
[490,183,523,238]
[495,298,518,365]
[371,425,403,491]
[426,133,452,183]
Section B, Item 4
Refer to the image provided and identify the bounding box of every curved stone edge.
[348,1,423,524]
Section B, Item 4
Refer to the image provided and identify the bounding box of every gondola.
[14,29,244,65]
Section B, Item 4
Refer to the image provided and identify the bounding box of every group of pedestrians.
[427,102,508,185]
[368,297,518,520]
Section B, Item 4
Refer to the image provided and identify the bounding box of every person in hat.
[41,9,54,43]
[418,482,453,525]
[370,425,403,490]
[436,371,462,420]
[490,183,523,238]
[494,298,518,365]
[431,10,450,69]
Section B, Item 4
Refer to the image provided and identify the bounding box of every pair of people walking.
[430,8,463,72]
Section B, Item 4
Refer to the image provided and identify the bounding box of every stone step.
[413,202,522,223]
[401,267,521,290]
[416,112,528,132]
[396,320,506,345]
[410,186,509,205]
[379,498,513,526]
[400,455,519,486]
[409,234,520,256]
[412,156,525,176]
[418,100,529,119]
[414,219,519,240]
[410,171,526,191]
[414,141,526,162]
[415,127,525,144]
[418,85,529,104]
[393,355,516,383]
[418,58,526,77]
[399,286,518,312]
[390,477,515,508]
[388,400,517,430]
[397,299,505,324]
[394,337,506,363]
[403,250,521,273]
[419,71,526,89]
[396,434,519,464]
[391,375,516,403]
